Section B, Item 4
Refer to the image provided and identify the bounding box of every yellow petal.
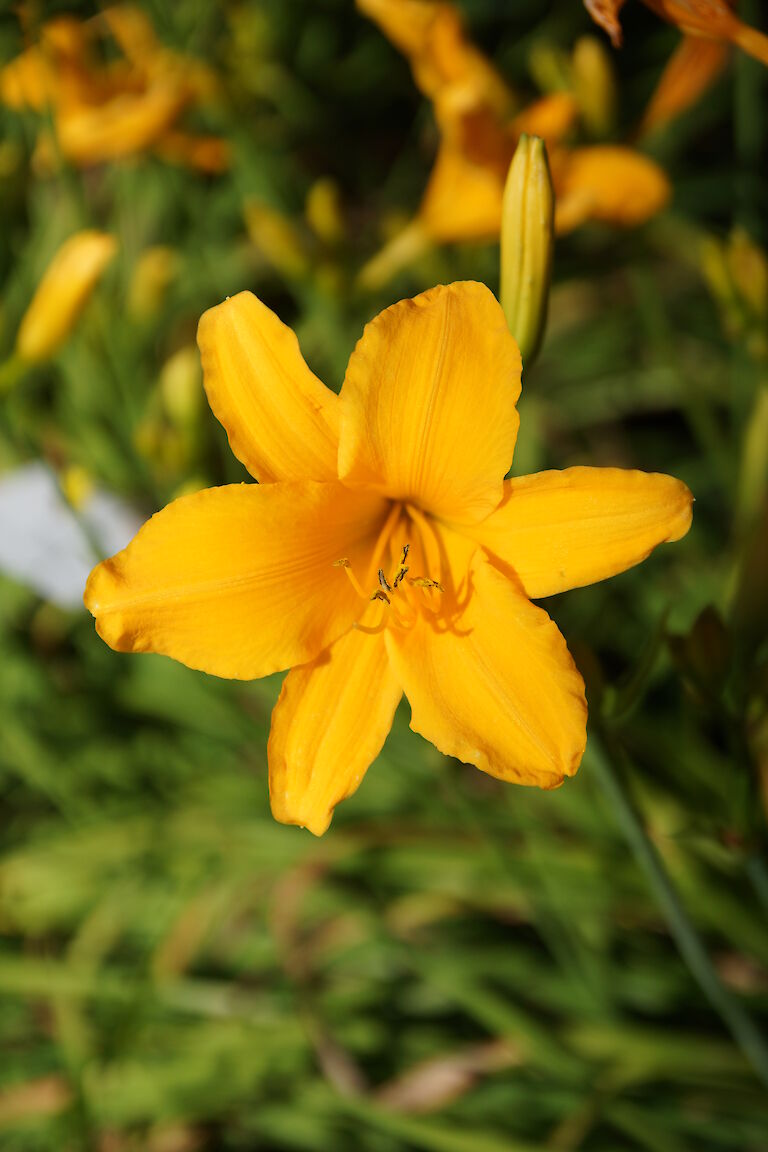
[511,92,579,147]
[16,230,117,363]
[640,36,730,137]
[465,467,693,599]
[385,552,587,786]
[420,139,506,242]
[84,481,389,680]
[553,146,671,234]
[197,292,340,483]
[269,627,401,835]
[338,281,521,524]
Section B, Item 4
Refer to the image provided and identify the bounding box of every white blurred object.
[0,461,141,609]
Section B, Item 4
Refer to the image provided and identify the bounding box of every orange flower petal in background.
[643,0,768,67]
[583,0,628,47]
[551,145,671,234]
[15,230,117,363]
[463,467,694,599]
[84,481,389,680]
[87,281,692,833]
[338,282,522,524]
[0,6,227,170]
[197,291,340,484]
[639,34,730,136]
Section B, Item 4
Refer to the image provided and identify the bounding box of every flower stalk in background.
[15,229,116,366]
[357,0,670,287]
[0,6,229,171]
[500,135,554,366]
[85,281,692,835]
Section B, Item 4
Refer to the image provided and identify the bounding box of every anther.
[332,557,350,567]
[393,566,409,587]
[371,588,390,605]
[409,577,444,591]
[378,568,392,592]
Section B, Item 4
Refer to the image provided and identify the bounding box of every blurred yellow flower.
[85,282,692,835]
[0,6,229,171]
[15,230,116,363]
[357,0,669,285]
[585,0,768,66]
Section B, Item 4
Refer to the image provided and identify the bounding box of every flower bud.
[128,245,178,319]
[572,35,617,137]
[500,134,554,366]
[15,230,117,363]
[306,177,344,245]
[160,345,203,427]
[244,201,308,281]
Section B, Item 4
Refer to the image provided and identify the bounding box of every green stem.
[588,735,768,1088]
[0,354,27,395]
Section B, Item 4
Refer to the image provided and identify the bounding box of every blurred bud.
[305,177,344,245]
[727,228,768,321]
[528,42,572,93]
[572,36,617,137]
[244,201,308,281]
[160,346,203,426]
[60,464,94,511]
[128,246,178,319]
[15,230,117,363]
[737,386,768,532]
[500,134,554,366]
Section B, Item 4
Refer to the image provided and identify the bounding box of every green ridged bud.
[500,134,554,367]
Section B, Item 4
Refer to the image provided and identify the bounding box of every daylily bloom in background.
[15,230,117,364]
[85,281,692,835]
[585,0,768,66]
[357,0,670,286]
[0,6,229,172]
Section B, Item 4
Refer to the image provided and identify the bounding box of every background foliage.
[1,2,767,1150]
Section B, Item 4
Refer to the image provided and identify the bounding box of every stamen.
[371,588,390,605]
[393,566,409,588]
[365,501,403,586]
[354,614,388,635]
[332,557,369,601]
[407,505,444,589]
[409,577,444,591]
[378,568,392,592]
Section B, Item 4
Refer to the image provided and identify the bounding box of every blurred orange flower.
[357,0,669,284]
[85,282,692,834]
[0,5,229,171]
[585,0,768,66]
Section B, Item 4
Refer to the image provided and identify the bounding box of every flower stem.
[587,734,768,1088]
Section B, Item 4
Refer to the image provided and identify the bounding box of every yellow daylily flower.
[357,0,669,284]
[15,230,117,364]
[0,6,228,172]
[585,0,768,67]
[85,282,693,835]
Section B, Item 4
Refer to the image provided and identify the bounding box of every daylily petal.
[464,467,693,599]
[84,481,389,680]
[552,146,671,234]
[269,626,401,835]
[420,142,505,241]
[197,292,340,484]
[583,0,627,47]
[55,84,187,163]
[338,281,522,524]
[511,91,579,147]
[643,0,768,68]
[640,35,730,137]
[385,552,587,786]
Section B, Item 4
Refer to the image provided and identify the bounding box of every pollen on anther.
[378,568,392,592]
[332,557,350,568]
